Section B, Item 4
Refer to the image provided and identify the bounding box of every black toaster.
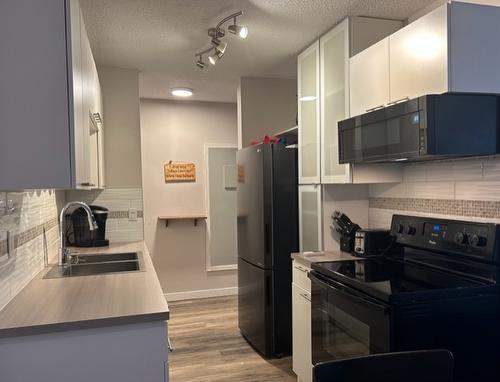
[354,229,393,257]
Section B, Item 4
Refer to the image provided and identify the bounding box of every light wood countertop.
[0,241,169,337]
[291,250,358,268]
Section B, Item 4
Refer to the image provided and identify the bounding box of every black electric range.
[310,214,500,382]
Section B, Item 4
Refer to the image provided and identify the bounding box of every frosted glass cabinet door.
[298,41,320,184]
[320,20,351,184]
[389,4,448,103]
[350,37,390,118]
[299,185,322,252]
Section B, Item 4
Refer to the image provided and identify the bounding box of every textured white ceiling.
[80,0,438,103]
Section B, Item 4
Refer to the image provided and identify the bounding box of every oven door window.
[311,273,391,364]
[340,111,422,162]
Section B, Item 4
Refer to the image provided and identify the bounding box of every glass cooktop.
[312,257,495,302]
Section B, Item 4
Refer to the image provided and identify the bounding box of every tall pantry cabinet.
[297,17,402,252]
[0,0,104,190]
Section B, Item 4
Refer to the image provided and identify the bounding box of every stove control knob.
[396,224,404,234]
[470,234,487,247]
[454,232,468,245]
[405,225,416,235]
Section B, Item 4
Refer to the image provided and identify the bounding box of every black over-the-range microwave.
[338,93,500,164]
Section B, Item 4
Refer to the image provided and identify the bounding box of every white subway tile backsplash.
[455,181,500,201]
[426,159,483,182]
[368,183,406,198]
[482,156,500,180]
[65,188,144,243]
[405,182,455,200]
[403,164,427,182]
[0,190,61,312]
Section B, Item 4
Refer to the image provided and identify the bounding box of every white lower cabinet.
[292,262,312,382]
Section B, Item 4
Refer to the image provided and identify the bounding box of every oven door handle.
[311,272,390,314]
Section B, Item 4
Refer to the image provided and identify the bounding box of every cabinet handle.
[386,96,410,106]
[295,265,309,273]
[79,182,96,187]
[300,292,311,302]
[365,104,385,112]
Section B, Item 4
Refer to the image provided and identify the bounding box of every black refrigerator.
[237,143,298,358]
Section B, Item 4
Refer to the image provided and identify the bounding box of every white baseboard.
[165,286,238,302]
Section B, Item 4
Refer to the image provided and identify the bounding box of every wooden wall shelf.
[158,215,207,227]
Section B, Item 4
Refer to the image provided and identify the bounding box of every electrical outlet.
[128,208,138,221]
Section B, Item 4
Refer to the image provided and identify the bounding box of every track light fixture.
[209,50,224,65]
[194,11,247,69]
[196,55,206,69]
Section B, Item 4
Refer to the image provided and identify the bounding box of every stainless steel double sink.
[44,252,144,279]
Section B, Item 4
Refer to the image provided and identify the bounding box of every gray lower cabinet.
[0,0,102,190]
[0,320,169,382]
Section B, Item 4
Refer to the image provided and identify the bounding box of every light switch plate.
[128,208,138,221]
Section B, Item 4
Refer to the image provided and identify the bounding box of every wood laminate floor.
[168,296,296,382]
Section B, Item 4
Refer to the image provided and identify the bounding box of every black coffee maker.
[66,205,109,247]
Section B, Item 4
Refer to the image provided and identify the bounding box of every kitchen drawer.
[293,261,311,292]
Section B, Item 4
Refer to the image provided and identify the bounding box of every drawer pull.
[300,293,311,302]
[295,265,308,273]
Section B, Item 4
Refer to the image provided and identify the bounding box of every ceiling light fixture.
[171,88,193,97]
[194,11,248,69]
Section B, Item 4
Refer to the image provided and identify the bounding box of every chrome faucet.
[59,202,98,266]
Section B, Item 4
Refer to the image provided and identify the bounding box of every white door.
[292,284,312,382]
[299,184,322,252]
[350,37,390,117]
[298,41,320,184]
[389,4,448,102]
[320,20,351,184]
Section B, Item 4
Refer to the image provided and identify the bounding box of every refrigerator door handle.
[265,223,271,255]
[265,275,271,306]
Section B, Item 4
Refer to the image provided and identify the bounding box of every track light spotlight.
[228,23,248,39]
[208,50,224,65]
[196,55,206,69]
[212,39,227,54]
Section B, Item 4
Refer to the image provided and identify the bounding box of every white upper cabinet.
[350,37,390,117]
[320,20,350,184]
[389,2,500,103]
[298,42,321,184]
[389,4,448,103]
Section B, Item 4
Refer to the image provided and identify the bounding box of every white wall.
[98,66,142,188]
[238,77,297,148]
[140,99,238,298]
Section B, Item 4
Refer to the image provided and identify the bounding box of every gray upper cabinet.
[0,0,103,190]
